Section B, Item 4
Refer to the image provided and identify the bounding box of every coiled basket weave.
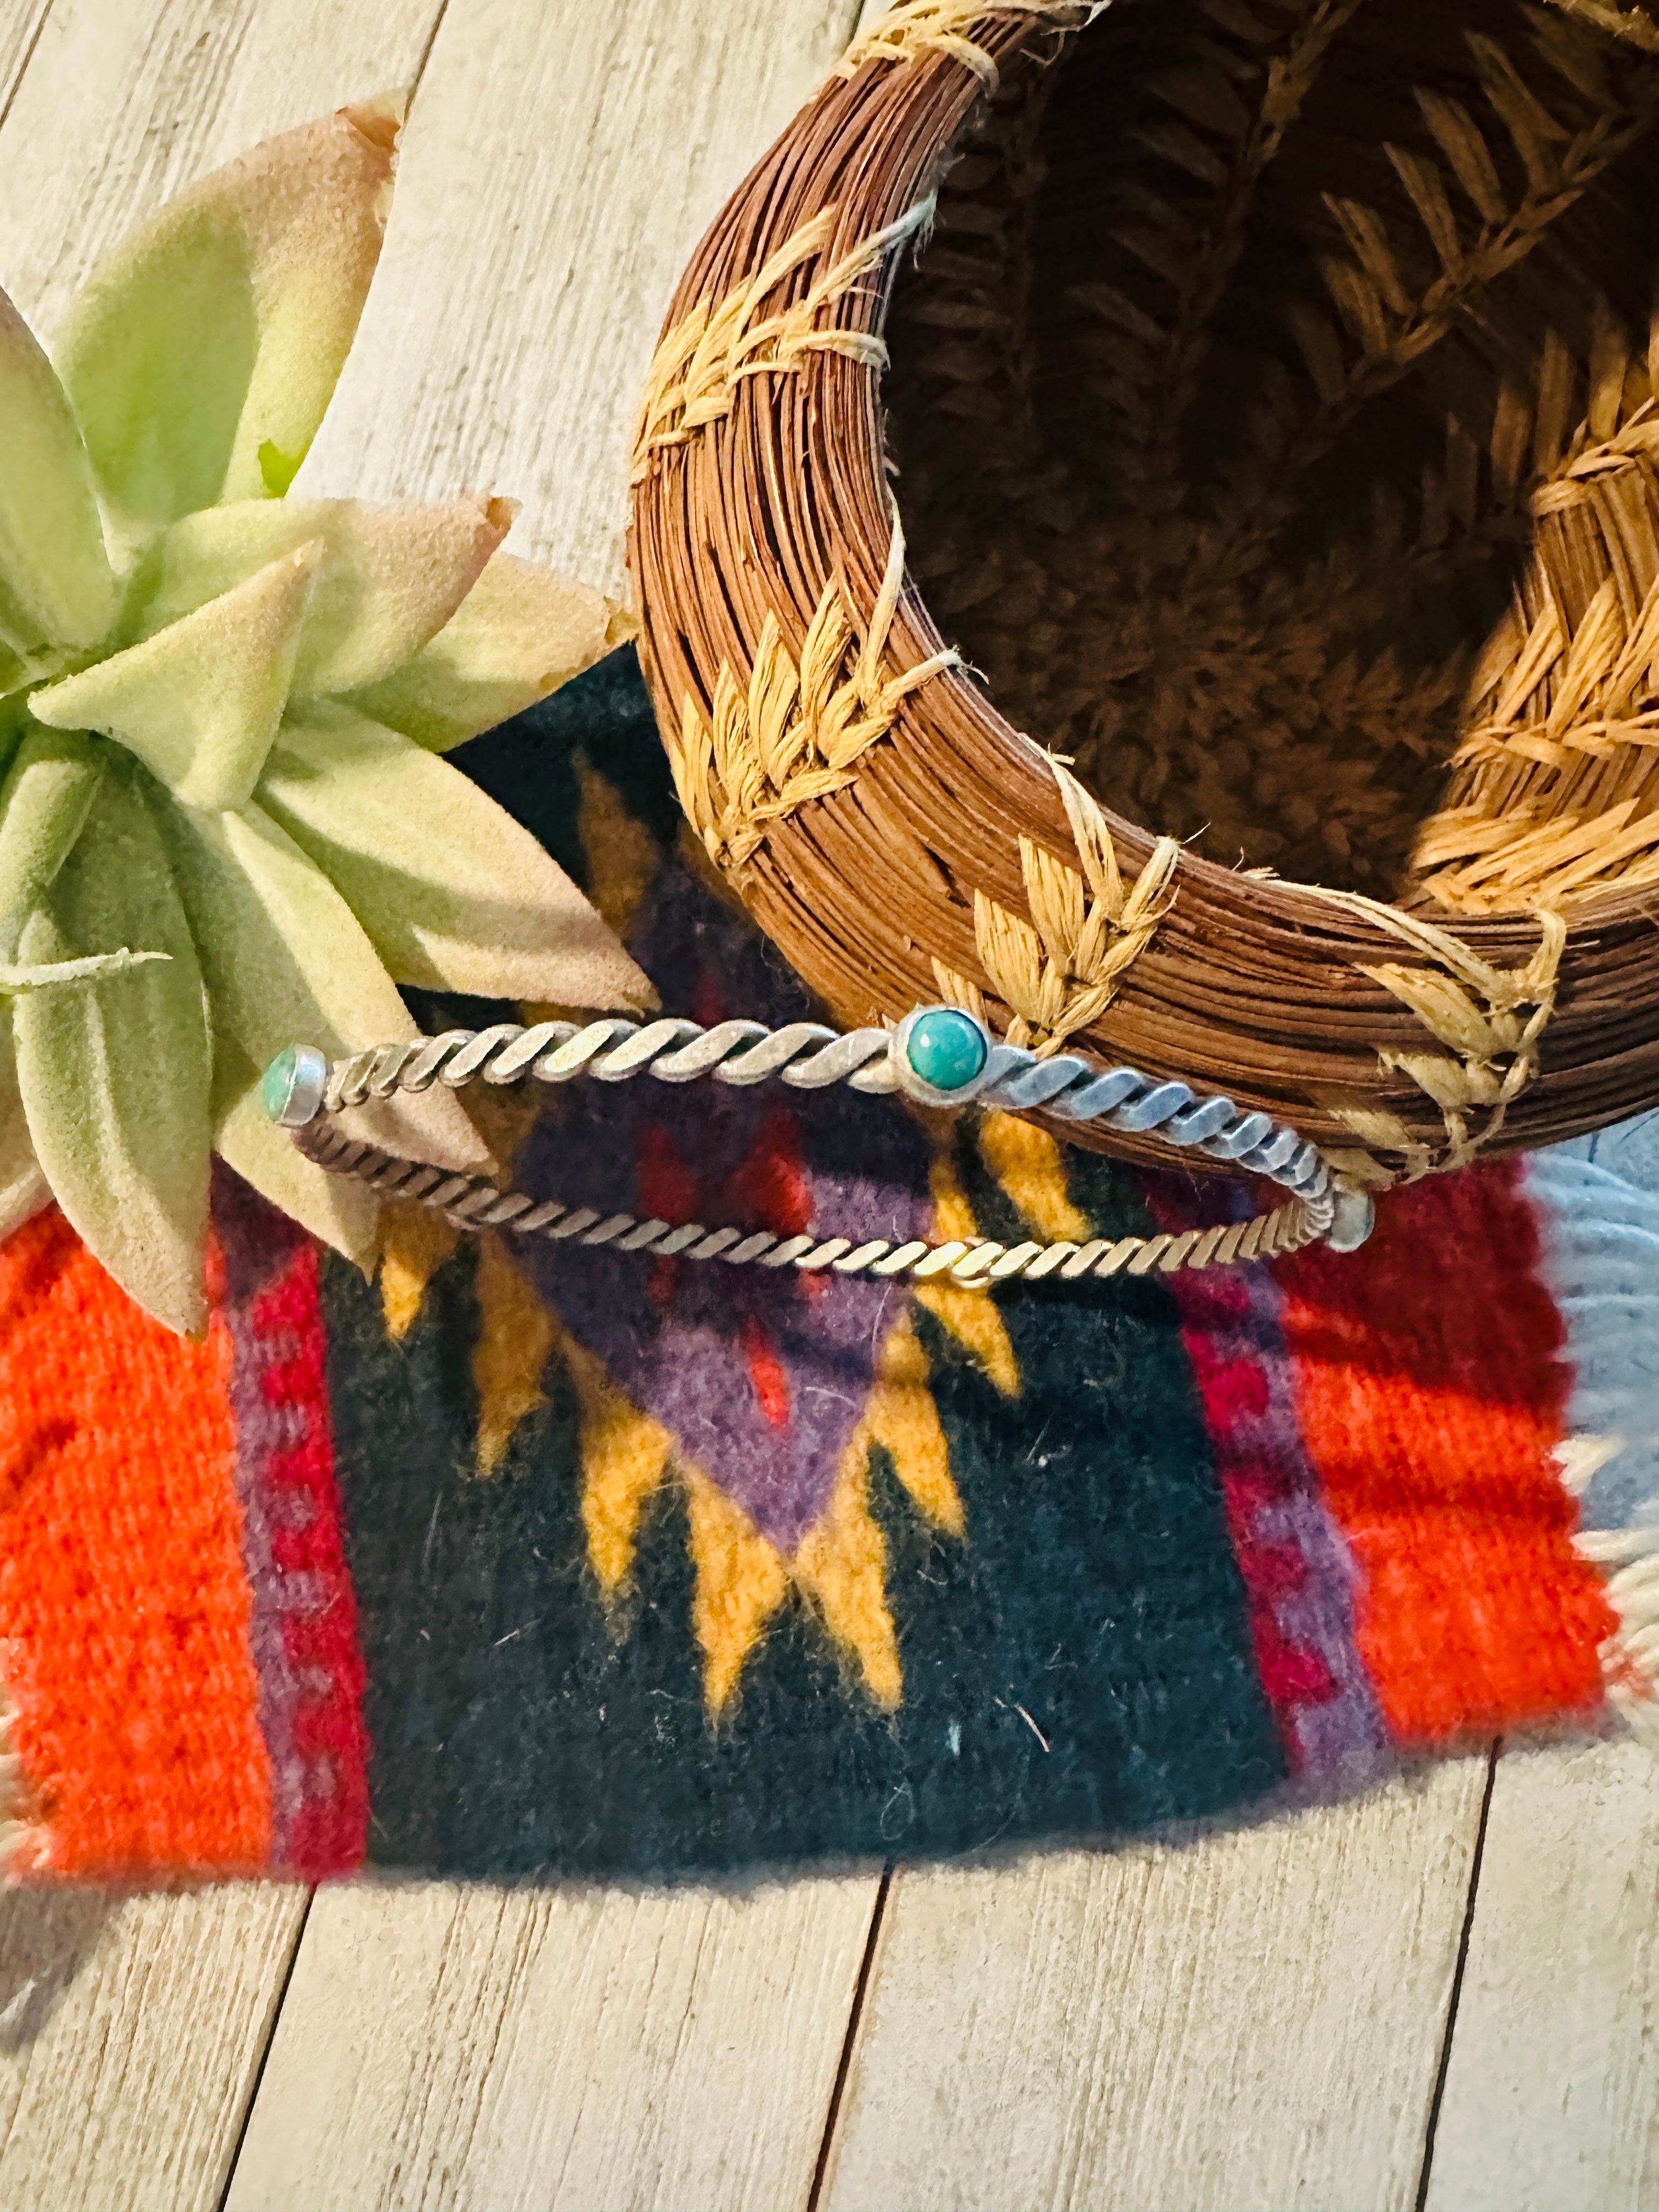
[628,0,1659,1189]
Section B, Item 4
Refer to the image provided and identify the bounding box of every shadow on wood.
[0,1888,115,2046]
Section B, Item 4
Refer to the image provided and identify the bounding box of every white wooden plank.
[0,0,443,339]
[224,1872,881,2212]
[1423,1735,1659,2212]
[0,1884,308,2212]
[301,0,867,599]
[821,1758,1495,2212]
[0,0,51,127]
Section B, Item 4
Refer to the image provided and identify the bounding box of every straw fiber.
[629,0,1659,1188]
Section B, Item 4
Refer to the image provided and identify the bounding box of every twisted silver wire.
[290,1116,1335,1285]
[278,1014,1373,1281]
[321,1016,1335,1209]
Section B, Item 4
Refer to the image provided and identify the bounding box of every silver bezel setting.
[890,1004,996,1108]
[267,1043,330,1128]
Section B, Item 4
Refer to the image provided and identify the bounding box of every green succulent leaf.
[13,769,212,1336]
[211,1032,379,1268]
[0,288,116,652]
[53,96,403,536]
[121,495,514,695]
[257,439,304,499]
[0,725,104,956]
[343,552,633,751]
[31,546,319,809]
[0,1022,49,1244]
[155,794,490,1173]
[261,702,654,1009]
[0,696,30,778]
[0,91,663,1331]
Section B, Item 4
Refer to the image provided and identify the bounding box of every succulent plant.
[0,95,652,1335]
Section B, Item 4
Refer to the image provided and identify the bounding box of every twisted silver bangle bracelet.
[261,1003,1374,1286]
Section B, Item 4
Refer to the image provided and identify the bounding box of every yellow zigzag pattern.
[977,1109,1091,1244]
[560,1299,969,1714]
[379,755,657,1471]
[373,1108,1089,1711]
[368,748,1112,1709]
[915,1152,1020,1398]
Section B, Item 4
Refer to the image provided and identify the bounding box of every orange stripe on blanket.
[0,1209,269,1875]
[1279,1159,1615,1745]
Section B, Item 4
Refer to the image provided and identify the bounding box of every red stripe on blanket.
[1278,1160,1614,1743]
[1150,1180,1386,1777]
[224,1232,369,1877]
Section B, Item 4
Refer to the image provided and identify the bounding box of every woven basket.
[628,0,1659,1188]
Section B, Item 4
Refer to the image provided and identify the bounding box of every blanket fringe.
[1528,1146,1659,1734]
[0,1661,44,1876]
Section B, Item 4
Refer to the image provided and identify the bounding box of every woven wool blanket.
[1,652,1655,1883]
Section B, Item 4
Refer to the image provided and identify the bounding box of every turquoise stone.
[262,1047,301,1122]
[262,1044,326,1126]
[906,1006,988,1092]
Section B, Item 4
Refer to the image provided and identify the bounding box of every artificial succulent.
[0,95,652,1335]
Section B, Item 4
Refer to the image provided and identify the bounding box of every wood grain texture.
[0,0,443,337]
[301,0,867,599]
[821,1759,1495,2212]
[224,1873,881,2212]
[1424,1736,1659,2212]
[0,0,49,128]
[0,1884,308,2212]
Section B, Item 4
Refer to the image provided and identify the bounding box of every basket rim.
[627,0,1659,1180]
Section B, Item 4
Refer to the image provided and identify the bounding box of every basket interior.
[884,0,1659,911]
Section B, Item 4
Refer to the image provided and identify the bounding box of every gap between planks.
[807,1862,894,2212]
[817,1757,1495,2212]
[0,1884,311,2212]
[1414,1740,1500,2212]
[298,0,868,601]
[0,0,443,337]
[221,1870,886,2212]
[227,1759,1498,2212]
[0,0,50,135]
[1424,1733,1659,2212]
